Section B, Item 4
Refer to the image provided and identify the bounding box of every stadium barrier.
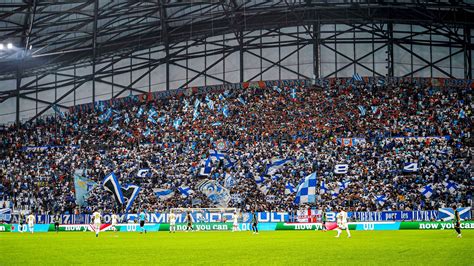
[2,208,471,224]
[1,221,473,233]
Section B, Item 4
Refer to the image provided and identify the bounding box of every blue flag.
[294,172,317,204]
[136,107,144,117]
[222,105,230,118]
[178,186,194,197]
[153,188,174,201]
[121,184,141,212]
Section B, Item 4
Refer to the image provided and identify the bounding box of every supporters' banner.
[403,162,418,173]
[102,173,125,205]
[336,138,366,147]
[334,164,349,174]
[438,207,471,221]
[0,208,12,222]
[121,184,141,212]
[351,210,439,222]
[73,171,98,206]
[197,179,231,207]
[21,145,79,152]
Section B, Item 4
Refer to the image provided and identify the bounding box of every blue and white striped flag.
[193,108,200,121]
[294,172,317,204]
[158,116,166,125]
[148,107,157,118]
[124,113,130,124]
[352,73,363,82]
[148,116,157,124]
[285,182,296,195]
[173,118,183,130]
[254,174,265,185]
[265,158,292,176]
[358,105,366,116]
[218,94,225,101]
[273,86,282,93]
[99,108,113,123]
[142,127,151,137]
[420,184,433,198]
[53,104,66,119]
[194,98,201,109]
[222,105,230,118]
[211,121,222,126]
[238,96,246,105]
[121,184,141,213]
[153,188,174,201]
[136,107,144,117]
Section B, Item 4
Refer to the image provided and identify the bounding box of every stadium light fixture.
[0,44,3,50]
[7,43,13,49]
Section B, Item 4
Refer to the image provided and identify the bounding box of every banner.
[3,221,473,233]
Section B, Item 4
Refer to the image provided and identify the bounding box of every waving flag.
[222,105,230,118]
[124,113,130,124]
[74,172,97,206]
[254,174,265,185]
[375,195,387,206]
[319,180,328,194]
[183,99,190,111]
[290,88,297,100]
[224,173,236,188]
[265,158,292,176]
[194,98,201,109]
[209,150,235,168]
[459,109,466,119]
[178,186,194,197]
[102,172,125,205]
[121,184,141,212]
[142,128,151,137]
[352,73,363,82]
[148,107,157,118]
[211,121,222,126]
[273,86,282,93]
[53,104,66,119]
[153,188,175,201]
[294,172,317,204]
[193,108,200,121]
[285,182,296,195]
[99,108,113,123]
[438,207,471,221]
[419,184,433,198]
[173,118,183,130]
[206,95,215,110]
[443,180,458,194]
[136,107,144,117]
[147,116,157,124]
[218,94,225,101]
[338,180,351,191]
[358,105,366,116]
[137,169,151,178]
[371,106,378,114]
[199,158,213,176]
[238,96,247,105]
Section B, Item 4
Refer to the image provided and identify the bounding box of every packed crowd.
[0,80,472,214]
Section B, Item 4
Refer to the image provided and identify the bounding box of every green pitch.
[1,230,472,265]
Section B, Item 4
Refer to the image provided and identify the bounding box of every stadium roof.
[0,0,473,78]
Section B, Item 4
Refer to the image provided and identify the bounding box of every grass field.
[1,230,472,265]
